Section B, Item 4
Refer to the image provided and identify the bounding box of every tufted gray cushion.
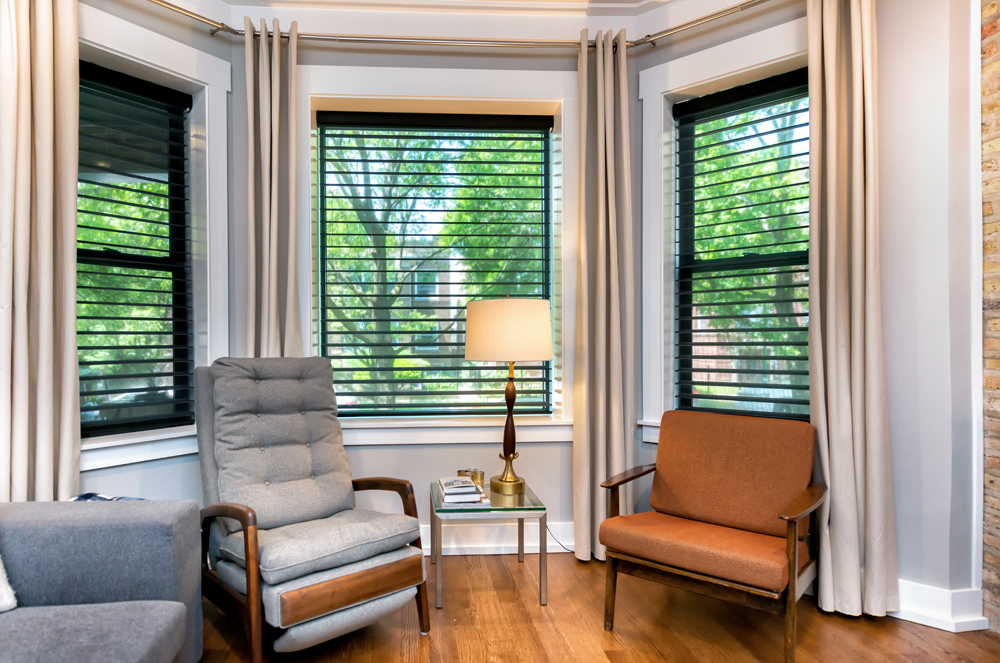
[217,508,420,585]
[210,358,355,531]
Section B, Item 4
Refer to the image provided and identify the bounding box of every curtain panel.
[807,0,899,616]
[243,18,303,358]
[573,29,637,561]
[0,0,81,501]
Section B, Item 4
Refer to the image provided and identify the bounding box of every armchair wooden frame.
[201,477,430,663]
[600,465,826,663]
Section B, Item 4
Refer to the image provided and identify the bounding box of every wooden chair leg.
[784,597,796,663]
[416,579,431,634]
[246,601,264,663]
[604,556,619,631]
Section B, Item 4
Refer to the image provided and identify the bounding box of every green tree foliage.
[319,125,549,414]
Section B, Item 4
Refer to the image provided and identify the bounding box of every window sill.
[638,419,662,443]
[78,416,575,471]
[339,415,573,446]
[80,425,198,472]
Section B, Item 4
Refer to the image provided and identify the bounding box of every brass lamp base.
[490,452,525,495]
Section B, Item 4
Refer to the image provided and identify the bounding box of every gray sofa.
[0,500,202,663]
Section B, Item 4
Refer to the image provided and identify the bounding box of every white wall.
[877,0,986,631]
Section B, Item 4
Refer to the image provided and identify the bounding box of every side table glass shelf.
[429,481,547,608]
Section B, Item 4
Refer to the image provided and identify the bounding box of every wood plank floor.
[201,553,1000,662]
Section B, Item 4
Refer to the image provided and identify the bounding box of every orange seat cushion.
[599,511,809,593]
[650,410,815,539]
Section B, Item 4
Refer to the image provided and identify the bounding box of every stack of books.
[437,476,490,507]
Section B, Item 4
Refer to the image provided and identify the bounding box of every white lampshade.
[464,298,553,362]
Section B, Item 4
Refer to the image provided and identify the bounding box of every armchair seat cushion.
[599,511,808,592]
[218,508,420,585]
[0,601,185,663]
[217,545,423,628]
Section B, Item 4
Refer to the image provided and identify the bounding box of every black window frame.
[77,61,195,437]
[672,69,810,421]
[316,112,554,417]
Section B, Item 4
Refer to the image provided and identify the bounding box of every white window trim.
[637,17,808,443]
[297,64,579,445]
[78,5,231,468]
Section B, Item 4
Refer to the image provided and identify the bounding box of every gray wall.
[878,0,978,589]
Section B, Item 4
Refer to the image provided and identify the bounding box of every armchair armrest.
[779,482,827,523]
[600,464,657,519]
[353,477,419,520]
[600,464,656,489]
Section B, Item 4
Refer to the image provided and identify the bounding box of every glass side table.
[429,481,547,608]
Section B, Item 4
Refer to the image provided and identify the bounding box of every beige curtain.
[0,0,81,501]
[573,29,637,561]
[807,0,899,616]
[244,18,302,358]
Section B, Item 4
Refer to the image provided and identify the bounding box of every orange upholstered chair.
[599,410,826,663]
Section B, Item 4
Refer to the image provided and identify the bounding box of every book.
[442,485,491,507]
[438,476,478,495]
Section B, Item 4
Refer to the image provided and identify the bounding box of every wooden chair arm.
[600,464,656,489]
[353,477,420,520]
[601,464,656,519]
[778,482,827,523]
[201,502,257,529]
[201,502,262,650]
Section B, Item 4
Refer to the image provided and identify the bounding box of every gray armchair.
[195,357,428,662]
[0,500,202,663]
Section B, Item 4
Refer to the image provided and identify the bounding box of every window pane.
[77,62,194,436]
[674,72,810,420]
[317,116,552,416]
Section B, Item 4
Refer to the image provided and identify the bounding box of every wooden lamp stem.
[492,360,525,494]
[503,361,516,458]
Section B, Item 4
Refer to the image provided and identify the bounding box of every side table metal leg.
[429,494,435,565]
[540,512,547,606]
[434,512,443,609]
[518,518,524,563]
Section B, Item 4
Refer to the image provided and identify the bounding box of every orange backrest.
[649,410,815,539]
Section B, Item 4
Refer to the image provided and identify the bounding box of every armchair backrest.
[649,410,814,538]
[195,357,354,530]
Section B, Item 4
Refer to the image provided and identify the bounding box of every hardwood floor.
[201,553,1000,663]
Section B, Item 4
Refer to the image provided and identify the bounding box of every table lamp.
[464,298,553,495]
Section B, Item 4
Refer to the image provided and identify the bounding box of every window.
[672,69,809,420]
[77,61,194,436]
[413,271,437,299]
[317,112,553,416]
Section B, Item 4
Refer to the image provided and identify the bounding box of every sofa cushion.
[0,550,15,613]
[0,600,185,663]
[217,545,423,627]
[599,511,808,592]
[210,358,355,531]
[649,410,814,538]
[218,508,420,585]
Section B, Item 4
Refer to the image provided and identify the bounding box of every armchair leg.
[604,556,619,631]
[246,602,264,663]
[416,579,431,635]
[783,598,796,663]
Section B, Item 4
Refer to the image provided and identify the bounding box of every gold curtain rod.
[146,0,773,50]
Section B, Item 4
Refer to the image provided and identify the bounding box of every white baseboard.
[418,520,574,556]
[890,579,989,632]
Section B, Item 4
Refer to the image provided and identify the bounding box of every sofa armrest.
[0,500,202,663]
